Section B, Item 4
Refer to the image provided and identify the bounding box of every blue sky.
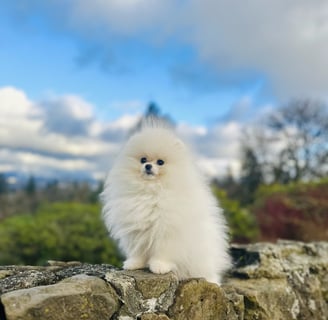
[1,1,328,181]
[0,1,267,123]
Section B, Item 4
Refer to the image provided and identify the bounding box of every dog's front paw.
[123,257,146,270]
[148,259,174,274]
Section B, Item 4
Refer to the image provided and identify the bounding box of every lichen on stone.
[0,241,327,320]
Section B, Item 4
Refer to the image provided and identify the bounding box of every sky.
[1,0,328,183]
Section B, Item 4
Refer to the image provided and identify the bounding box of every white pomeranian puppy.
[101,120,231,284]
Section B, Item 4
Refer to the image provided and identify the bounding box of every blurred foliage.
[0,180,103,220]
[214,99,328,243]
[1,99,327,257]
[253,179,328,241]
[240,100,328,185]
[212,186,259,243]
[238,147,264,205]
[0,202,122,266]
[0,173,8,194]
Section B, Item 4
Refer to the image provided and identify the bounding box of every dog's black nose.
[145,164,152,171]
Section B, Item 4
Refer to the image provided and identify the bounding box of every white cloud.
[198,157,241,179]
[0,87,37,117]
[29,0,328,98]
[0,92,112,159]
[0,148,93,176]
[0,86,138,180]
[0,87,43,149]
[60,95,94,120]
[38,95,95,137]
[182,0,328,98]
[107,114,140,130]
[177,120,243,177]
[66,0,176,37]
[0,86,244,180]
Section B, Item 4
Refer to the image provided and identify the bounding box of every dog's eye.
[157,159,165,166]
[140,157,147,164]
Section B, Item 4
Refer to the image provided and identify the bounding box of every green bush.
[0,202,122,266]
[212,186,259,243]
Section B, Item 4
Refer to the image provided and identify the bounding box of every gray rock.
[168,278,229,320]
[0,241,327,319]
[140,314,171,320]
[0,263,117,294]
[230,240,328,280]
[228,240,328,320]
[1,275,119,320]
[105,269,179,318]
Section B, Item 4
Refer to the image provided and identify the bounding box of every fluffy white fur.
[101,123,231,284]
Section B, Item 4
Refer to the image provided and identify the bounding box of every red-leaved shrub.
[253,179,328,241]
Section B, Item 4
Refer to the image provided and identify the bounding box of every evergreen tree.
[133,101,175,134]
[0,173,8,195]
[213,167,238,199]
[145,101,161,118]
[25,176,36,196]
[238,146,263,205]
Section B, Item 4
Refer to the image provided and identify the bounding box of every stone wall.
[0,240,327,320]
